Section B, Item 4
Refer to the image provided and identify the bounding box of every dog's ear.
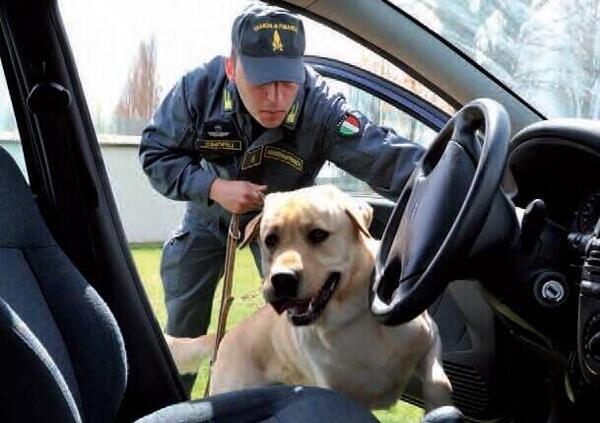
[345,200,373,239]
[239,212,262,249]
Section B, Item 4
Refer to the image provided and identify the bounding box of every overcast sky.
[58,0,249,117]
[57,0,369,121]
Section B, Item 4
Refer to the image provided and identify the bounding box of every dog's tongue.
[270,299,310,315]
[271,300,292,315]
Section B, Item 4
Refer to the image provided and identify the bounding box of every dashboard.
[502,119,600,389]
[509,134,600,230]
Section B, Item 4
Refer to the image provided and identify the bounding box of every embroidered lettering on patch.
[199,140,242,151]
[264,146,303,172]
[241,146,264,170]
[253,21,299,33]
[336,113,361,137]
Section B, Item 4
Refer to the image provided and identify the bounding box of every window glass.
[389,0,600,119]
[0,63,27,181]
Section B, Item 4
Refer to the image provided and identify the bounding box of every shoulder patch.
[336,112,361,137]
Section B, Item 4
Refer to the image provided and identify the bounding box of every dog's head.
[242,185,374,326]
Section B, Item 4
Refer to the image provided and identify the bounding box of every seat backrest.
[0,146,127,422]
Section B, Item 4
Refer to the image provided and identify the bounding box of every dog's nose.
[270,269,300,299]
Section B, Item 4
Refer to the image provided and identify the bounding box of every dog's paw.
[421,405,464,423]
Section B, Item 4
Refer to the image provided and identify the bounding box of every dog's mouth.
[269,272,341,326]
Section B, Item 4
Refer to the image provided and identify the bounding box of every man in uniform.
[139,3,424,394]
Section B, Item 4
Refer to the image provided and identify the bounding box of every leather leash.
[204,213,240,397]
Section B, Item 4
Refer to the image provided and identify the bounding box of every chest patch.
[198,139,242,151]
[265,146,303,172]
[198,121,242,155]
[241,146,264,170]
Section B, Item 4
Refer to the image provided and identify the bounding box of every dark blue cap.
[232,4,306,85]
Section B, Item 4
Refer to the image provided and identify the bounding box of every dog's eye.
[265,233,279,249]
[308,229,329,244]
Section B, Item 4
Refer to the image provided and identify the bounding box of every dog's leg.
[414,329,453,412]
[209,351,271,396]
[164,334,215,375]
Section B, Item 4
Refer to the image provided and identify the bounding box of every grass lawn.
[131,243,423,423]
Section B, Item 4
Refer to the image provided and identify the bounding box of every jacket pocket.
[160,229,191,297]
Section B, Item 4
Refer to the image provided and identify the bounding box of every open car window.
[58,0,451,202]
[57,0,451,242]
[56,1,442,417]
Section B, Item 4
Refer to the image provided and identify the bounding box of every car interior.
[1,0,599,422]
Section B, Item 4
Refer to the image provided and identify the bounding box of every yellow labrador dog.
[166,185,452,410]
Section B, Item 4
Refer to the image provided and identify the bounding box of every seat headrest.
[0,146,54,248]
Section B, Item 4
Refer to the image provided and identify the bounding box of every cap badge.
[272,30,284,52]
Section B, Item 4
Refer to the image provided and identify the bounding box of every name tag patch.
[198,139,242,151]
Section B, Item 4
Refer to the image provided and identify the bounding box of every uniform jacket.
[139,56,424,235]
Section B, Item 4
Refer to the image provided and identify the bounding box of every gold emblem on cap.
[272,30,284,52]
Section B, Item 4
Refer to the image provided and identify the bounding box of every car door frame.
[0,0,187,419]
[306,55,450,132]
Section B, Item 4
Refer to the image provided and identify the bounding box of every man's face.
[226,56,299,128]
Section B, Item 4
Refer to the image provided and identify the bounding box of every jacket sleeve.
[320,90,425,201]
[138,73,217,203]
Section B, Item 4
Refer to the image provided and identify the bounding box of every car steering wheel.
[370,98,510,326]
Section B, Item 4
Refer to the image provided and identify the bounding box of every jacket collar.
[221,79,238,114]
[220,77,305,132]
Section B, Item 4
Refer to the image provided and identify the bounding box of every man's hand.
[209,178,267,214]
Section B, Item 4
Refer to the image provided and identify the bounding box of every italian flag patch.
[336,113,361,137]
